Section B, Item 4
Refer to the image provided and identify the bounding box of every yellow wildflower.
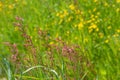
[97,12,100,15]
[67,16,73,22]
[96,28,99,32]
[89,24,97,29]
[8,4,14,9]
[107,26,111,29]
[34,28,37,31]
[75,37,78,40]
[116,8,120,13]
[69,4,75,10]
[55,33,59,38]
[99,32,104,38]
[15,27,19,31]
[116,0,120,3]
[89,29,93,33]
[91,18,95,22]
[78,22,83,30]
[63,10,68,16]
[35,39,37,42]
[84,38,88,43]
[0,2,3,7]
[67,31,70,34]
[105,39,109,43]
[88,24,98,33]
[49,42,54,45]
[117,29,120,33]
[86,20,92,23]
[91,14,94,18]
[30,36,33,39]
[56,12,60,17]
[93,8,96,12]
[104,2,109,7]
[59,19,63,24]
[15,0,18,2]
[93,0,97,3]
[75,9,81,14]
[112,4,115,7]
[113,34,119,37]
[95,15,98,18]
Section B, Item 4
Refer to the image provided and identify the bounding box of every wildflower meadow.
[0,0,120,80]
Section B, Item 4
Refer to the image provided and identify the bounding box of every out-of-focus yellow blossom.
[116,0,120,3]
[104,2,109,7]
[112,4,115,7]
[15,27,19,31]
[107,26,111,29]
[89,29,93,33]
[15,0,18,2]
[91,18,95,22]
[0,2,3,7]
[78,22,84,30]
[55,33,59,38]
[67,31,70,34]
[74,24,77,28]
[35,39,37,42]
[56,12,60,17]
[49,41,54,45]
[97,12,100,15]
[8,4,14,9]
[66,41,69,45]
[63,10,68,16]
[57,10,68,19]
[119,48,120,51]
[59,14,64,19]
[88,24,99,33]
[105,39,109,43]
[93,8,97,12]
[22,0,27,5]
[88,10,92,13]
[67,16,73,22]
[117,29,120,33]
[89,24,97,29]
[95,15,98,18]
[116,8,120,13]
[93,0,98,3]
[34,28,37,31]
[107,35,110,38]
[69,4,75,10]
[30,36,33,39]
[0,2,2,11]
[80,18,84,22]
[100,69,106,75]
[75,37,78,40]
[86,20,92,23]
[91,14,94,18]
[96,28,99,32]
[113,34,119,37]
[99,32,104,38]
[59,19,63,24]
[75,9,81,14]
[84,38,88,43]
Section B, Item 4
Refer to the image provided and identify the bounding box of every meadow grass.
[0,0,120,80]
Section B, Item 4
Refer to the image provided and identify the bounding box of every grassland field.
[0,0,120,80]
